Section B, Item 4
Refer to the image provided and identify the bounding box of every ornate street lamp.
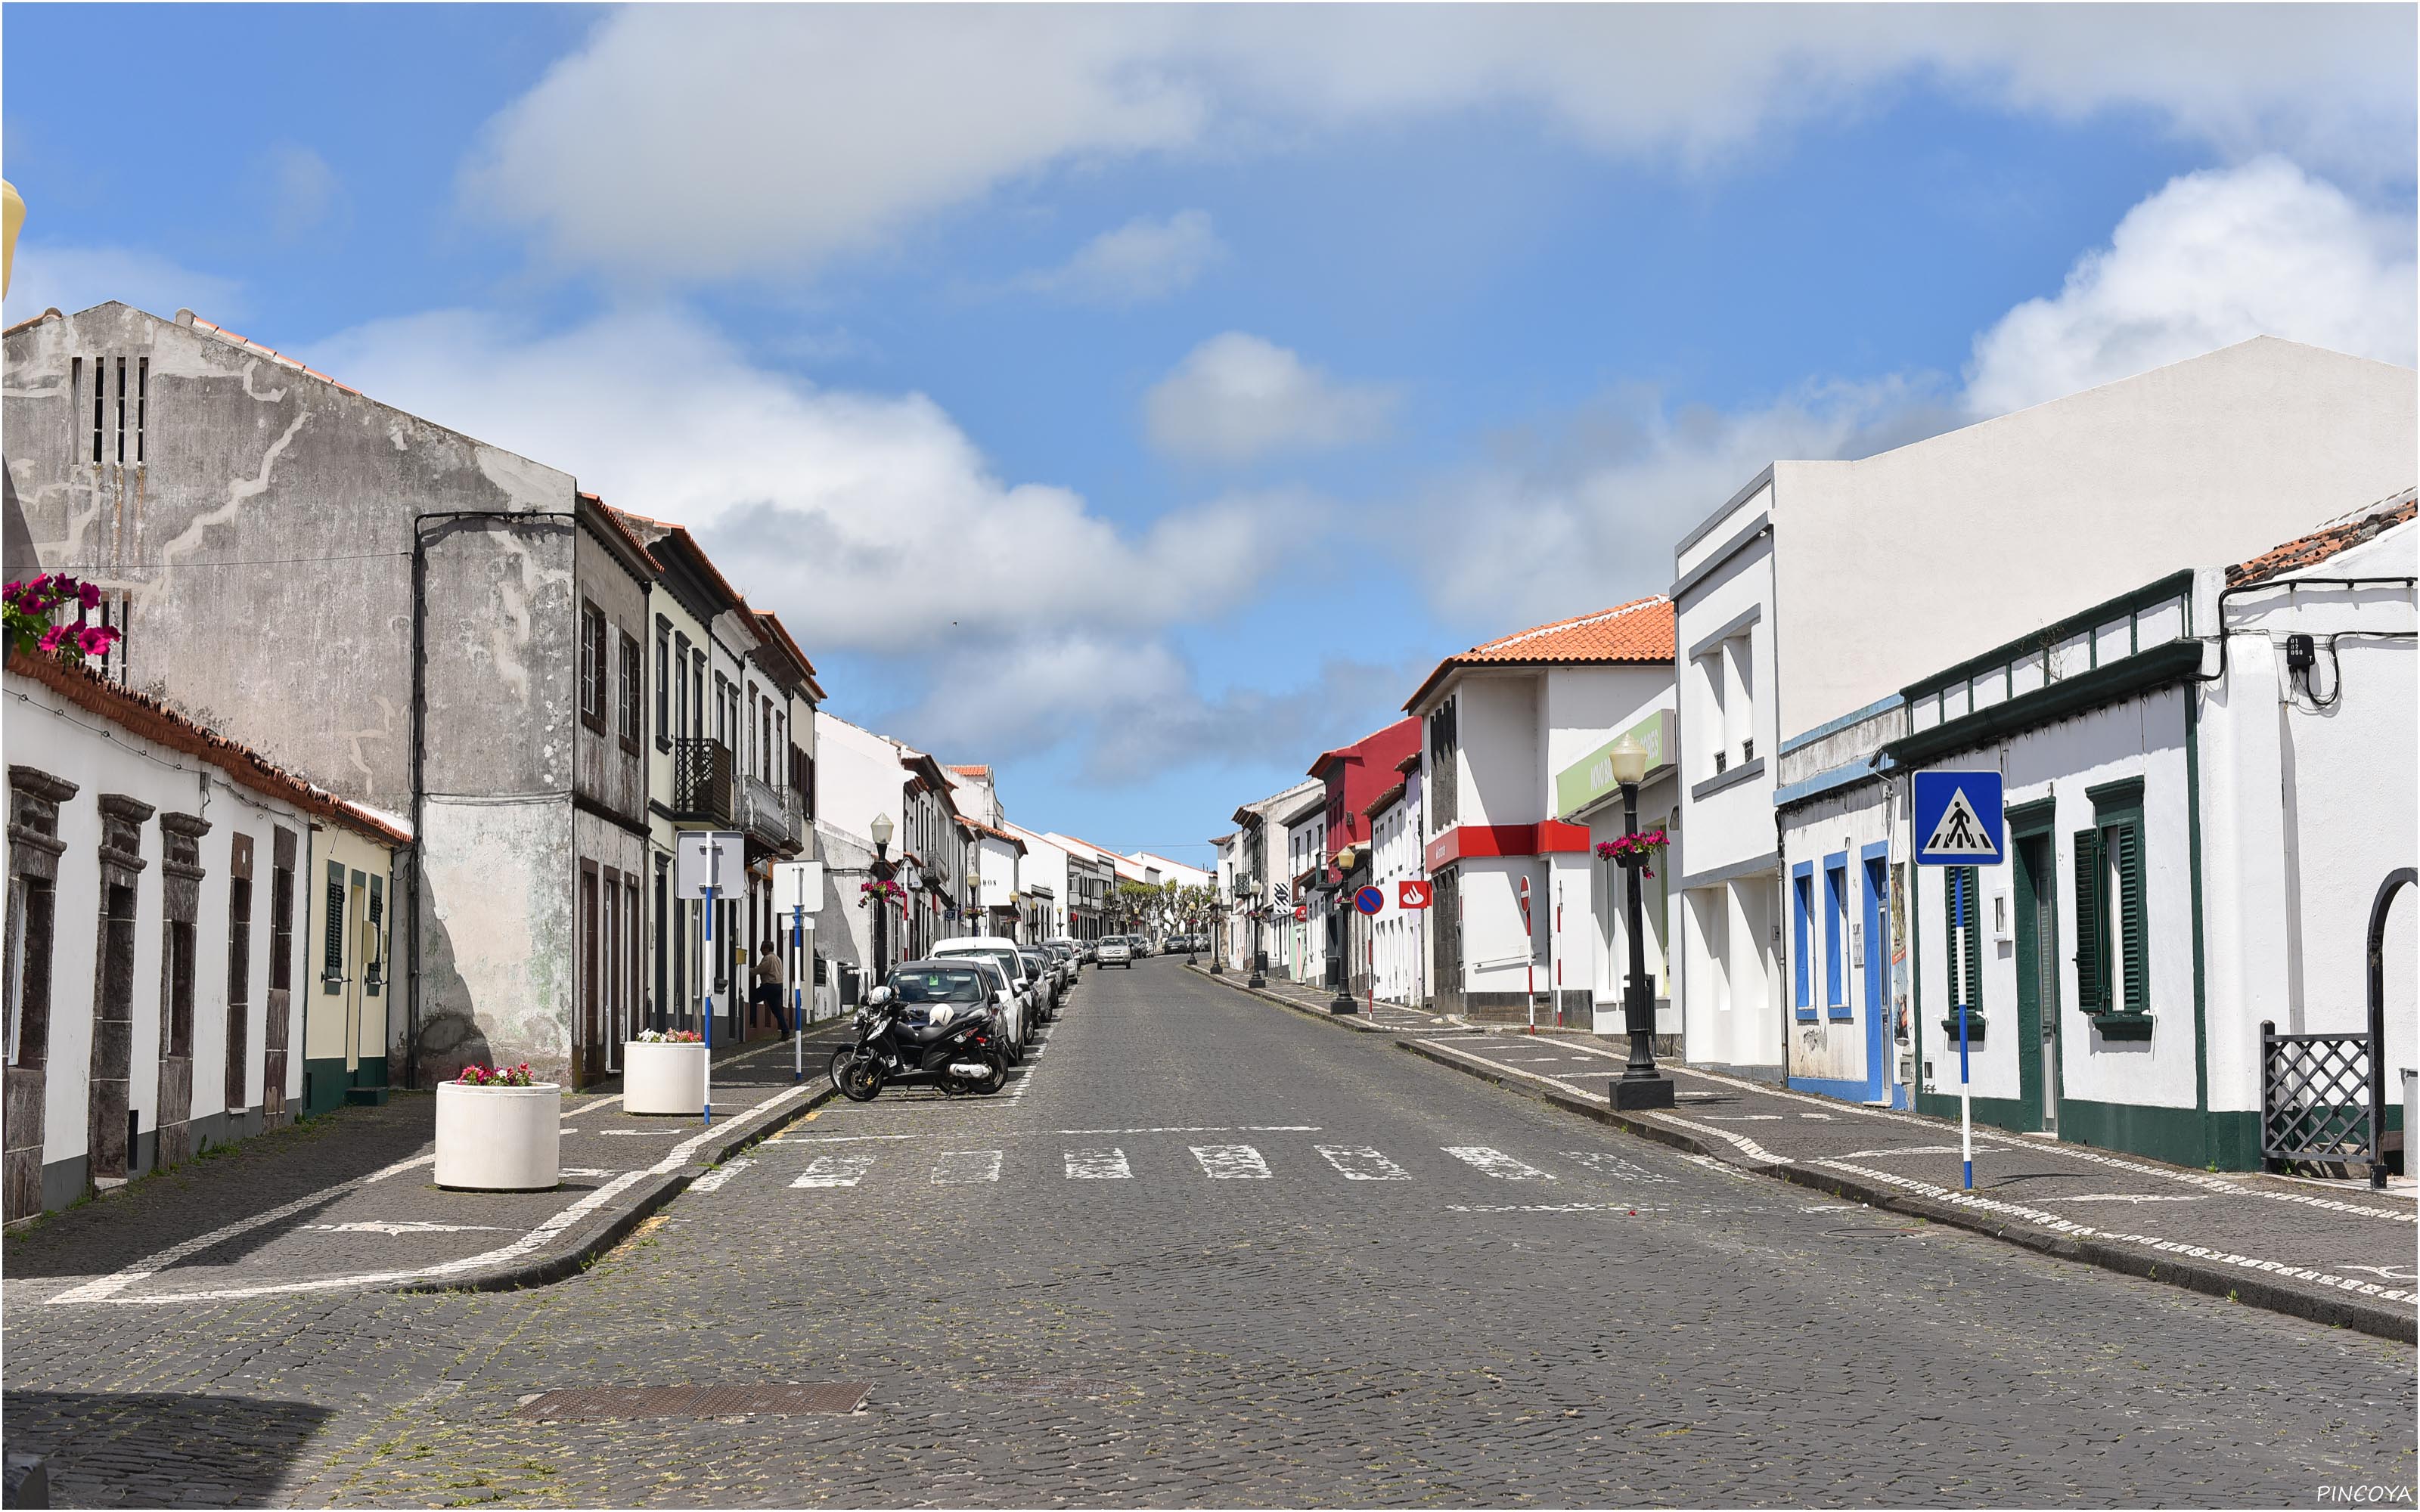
[869,811,895,981]
[1606,735,1675,1109]
[1329,845,1361,1015]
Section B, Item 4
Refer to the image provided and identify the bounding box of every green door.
[2013,832,2061,1134]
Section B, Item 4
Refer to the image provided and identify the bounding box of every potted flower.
[1596,826,1669,878]
[625,1027,709,1116]
[434,1062,560,1191]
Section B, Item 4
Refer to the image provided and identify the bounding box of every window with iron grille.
[579,603,607,732]
[2074,779,2149,1025]
[619,631,642,753]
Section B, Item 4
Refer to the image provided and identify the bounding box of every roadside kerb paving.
[1184,961,1477,1036]
[7,1025,858,1310]
[1401,1030,2418,1343]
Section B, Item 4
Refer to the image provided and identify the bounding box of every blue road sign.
[1913,770,2004,866]
[1354,885,1385,916]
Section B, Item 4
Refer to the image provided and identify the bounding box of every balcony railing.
[742,772,799,852]
[671,739,734,826]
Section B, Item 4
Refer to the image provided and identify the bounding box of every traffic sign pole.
[700,875,715,1128]
[791,905,805,1084]
[1954,867,1972,1189]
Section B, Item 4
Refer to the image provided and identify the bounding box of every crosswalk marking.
[932,1150,1005,1185]
[691,1157,752,1193]
[1317,1145,1410,1181]
[792,1154,876,1188]
[1562,1150,1676,1184]
[1065,1148,1131,1180]
[1443,1145,1556,1180]
[1190,1144,1270,1179]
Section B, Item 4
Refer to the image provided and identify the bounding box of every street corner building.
[1406,597,1678,1029]
[0,301,814,1091]
[4,648,406,1218]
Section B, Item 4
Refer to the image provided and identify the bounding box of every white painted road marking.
[2042,1192,2210,1204]
[793,1154,877,1188]
[1562,1151,1677,1183]
[1191,1145,1271,1179]
[301,1220,507,1235]
[1065,1148,1131,1180]
[1443,1146,1555,1180]
[1449,1201,1667,1214]
[690,1157,753,1193]
[932,1150,1005,1185]
[1317,1145,1410,1181]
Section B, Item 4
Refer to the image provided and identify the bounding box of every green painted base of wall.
[302,1057,349,1118]
[1916,1089,2266,1171]
[353,1056,389,1091]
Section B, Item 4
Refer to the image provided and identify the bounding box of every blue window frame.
[1825,854,1850,1018]
[1792,861,1815,1020]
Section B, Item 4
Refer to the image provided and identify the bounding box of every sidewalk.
[7,1024,857,1310]
[1191,962,1478,1036]
[1192,963,2418,1343]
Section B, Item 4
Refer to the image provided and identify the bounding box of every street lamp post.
[1329,846,1360,1015]
[1606,735,1675,1109]
[869,810,895,988]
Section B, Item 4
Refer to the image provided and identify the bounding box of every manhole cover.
[517,1383,869,1420]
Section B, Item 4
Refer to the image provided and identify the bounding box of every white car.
[1098,937,1134,968]
[930,937,1037,1049]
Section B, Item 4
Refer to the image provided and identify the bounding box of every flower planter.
[624,1040,710,1116]
[434,1080,561,1191]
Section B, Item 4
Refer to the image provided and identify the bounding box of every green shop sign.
[1555,708,1674,820]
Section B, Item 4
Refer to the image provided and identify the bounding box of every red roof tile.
[1404,596,1673,711]
[180,312,361,395]
[2228,491,2416,587]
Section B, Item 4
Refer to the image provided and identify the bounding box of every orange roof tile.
[2228,491,2416,587]
[948,765,992,779]
[1405,596,1673,711]
[180,312,361,395]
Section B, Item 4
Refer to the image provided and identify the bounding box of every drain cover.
[517,1383,870,1420]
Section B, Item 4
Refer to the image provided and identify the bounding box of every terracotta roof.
[1404,596,1673,711]
[6,650,410,847]
[178,311,361,395]
[963,819,1027,852]
[948,765,992,779]
[1395,752,1422,775]
[2,307,63,338]
[1363,781,1407,820]
[2228,491,2417,587]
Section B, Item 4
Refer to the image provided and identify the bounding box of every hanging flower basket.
[1595,827,1669,878]
[4,575,122,664]
[858,878,907,909]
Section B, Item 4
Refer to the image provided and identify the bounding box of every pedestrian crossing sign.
[1913,771,2003,866]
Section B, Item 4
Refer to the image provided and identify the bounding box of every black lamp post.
[869,810,895,987]
[1210,895,1227,974]
[1606,735,1676,1110]
[1328,846,1360,1015]
[1247,892,1267,988]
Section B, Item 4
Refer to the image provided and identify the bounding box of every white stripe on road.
[1449,1201,1667,1214]
[1064,1148,1131,1180]
[1443,1146,1555,1180]
[793,1154,877,1188]
[691,1157,752,1193]
[932,1150,1005,1185]
[1562,1151,1676,1184]
[1191,1145,1270,1179]
[1317,1145,1410,1181]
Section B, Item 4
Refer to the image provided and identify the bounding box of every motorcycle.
[828,990,1008,1101]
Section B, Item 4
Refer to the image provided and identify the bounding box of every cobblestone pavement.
[5,959,2414,1507]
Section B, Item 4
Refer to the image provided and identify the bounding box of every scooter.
[829,990,1007,1101]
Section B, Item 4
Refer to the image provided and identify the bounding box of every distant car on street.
[1098,936,1134,968]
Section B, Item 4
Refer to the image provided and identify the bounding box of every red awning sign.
[1398,879,1433,911]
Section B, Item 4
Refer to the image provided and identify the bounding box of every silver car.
[1098,936,1134,968]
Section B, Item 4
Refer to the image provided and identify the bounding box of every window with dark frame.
[5,874,56,1070]
[579,602,607,731]
[271,849,295,993]
[166,918,196,1058]
[225,835,254,1110]
[365,875,385,996]
[2074,782,2149,1023]
[1944,865,1984,1031]
[619,630,642,752]
[655,620,672,748]
[322,860,346,993]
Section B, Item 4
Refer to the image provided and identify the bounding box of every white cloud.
[1964,156,2418,416]
[312,304,1302,656]
[463,6,2415,283]
[261,144,344,242]
[1014,210,1224,306]
[1145,332,1398,464]
[2,243,244,327]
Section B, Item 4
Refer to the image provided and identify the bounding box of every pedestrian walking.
[752,940,790,1034]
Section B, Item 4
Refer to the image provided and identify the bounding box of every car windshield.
[890,967,987,1005]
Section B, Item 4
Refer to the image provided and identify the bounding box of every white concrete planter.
[623,1040,709,1116]
[434,1082,561,1191]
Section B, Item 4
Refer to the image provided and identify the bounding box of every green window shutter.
[2114,819,2148,1013]
[322,860,344,993]
[2073,829,2105,1012]
[1959,866,1983,1012]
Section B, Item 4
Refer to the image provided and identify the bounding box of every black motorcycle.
[828,990,1007,1101]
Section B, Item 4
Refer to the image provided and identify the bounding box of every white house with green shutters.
[1860,494,2415,1170]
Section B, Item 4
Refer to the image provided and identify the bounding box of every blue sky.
[7,5,2413,867]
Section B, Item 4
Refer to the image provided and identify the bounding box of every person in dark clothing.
[751,940,791,1034]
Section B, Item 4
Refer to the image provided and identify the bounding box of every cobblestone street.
[5,958,2415,1507]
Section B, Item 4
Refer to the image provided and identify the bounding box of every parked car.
[1043,942,1076,987]
[928,937,1032,1055]
[1098,936,1134,968]
[1044,937,1084,974]
[1018,949,1063,1015]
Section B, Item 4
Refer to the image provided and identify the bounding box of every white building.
[1277,794,1328,982]
[1857,495,2415,1170]
[5,652,407,1217]
[1404,599,1677,1027]
[1674,336,2420,1082]
[1556,708,1683,1047]
[1365,753,1427,1007]
[1227,779,1323,976]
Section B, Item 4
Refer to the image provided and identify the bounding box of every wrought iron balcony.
[670,739,734,826]
[742,773,799,852]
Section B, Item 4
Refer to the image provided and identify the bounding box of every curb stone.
[1184,961,1476,1036]
[389,1077,840,1296]
[1398,1036,2418,1347]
